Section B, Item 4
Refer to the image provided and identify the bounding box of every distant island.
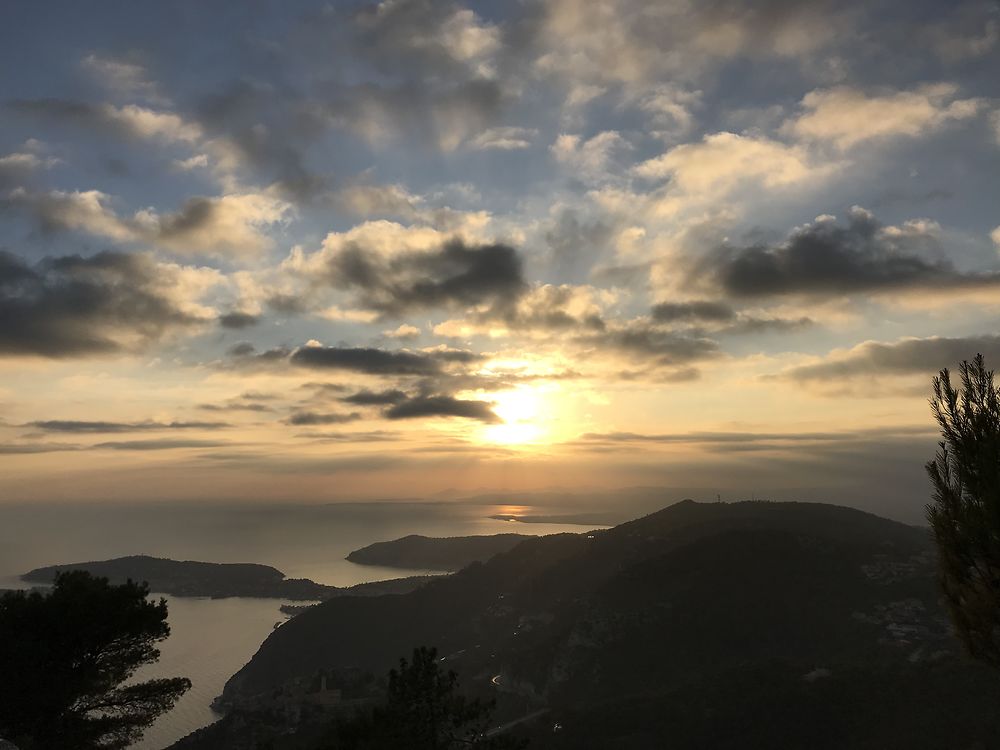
[346,533,530,570]
[22,555,436,601]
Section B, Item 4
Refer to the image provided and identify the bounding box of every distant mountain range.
[175,499,1000,749]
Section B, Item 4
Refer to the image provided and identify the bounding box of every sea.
[0,501,598,749]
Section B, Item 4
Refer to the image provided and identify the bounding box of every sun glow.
[482,387,547,445]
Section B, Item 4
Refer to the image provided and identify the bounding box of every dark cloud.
[385,395,499,423]
[651,300,736,323]
[341,389,408,406]
[0,442,79,454]
[298,382,349,395]
[293,430,399,443]
[578,324,720,366]
[704,208,1000,298]
[240,391,277,400]
[782,334,1000,382]
[290,346,480,376]
[544,209,615,280]
[197,401,273,413]
[323,239,526,317]
[649,301,812,336]
[218,311,260,329]
[227,341,259,357]
[720,316,814,336]
[267,294,310,315]
[93,439,228,451]
[0,250,201,358]
[28,420,229,433]
[491,285,607,333]
[226,343,293,367]
[194,80,330,203]
[578,430,854,445]
[286,411,362,426]
[8,98,112,131]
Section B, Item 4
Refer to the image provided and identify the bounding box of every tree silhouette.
[0,570,190,749]
[926,353,1000,669]
[329,646,526,749]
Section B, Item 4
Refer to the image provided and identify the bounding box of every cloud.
[543,209,616,279]
[342,389,408,406]
[579,430,856,445]
[9,99,201,143]
[551,131,631,183]
[649,301,811,335]
[786,84,983,149]
[720,315,814,336]
[533,0,847,95]
[291,430,400,444]
[702,207,1000,298]
[651,300,736,323]
[28,420,229,433]
[218,312,259,329]
[0,146,60,187]
[581,324,719,365]
[468,126,537,150]
[173,154,209,171]
[385,395,499,422]
[574,425,937,451]
[781,334,1000,383]
[285,411,362,426]
[632,84,702,139]
[335,184,424,221]
[197,401,272,413]
[0,442,80,454]
[193,391,276,414]
[353,1,501,78]
[290,345,480,376]
[7,188,290,258]
[331,79,505,153]
[227,341,260,357]
[384,324,421,340]
[318,2,505,151]
[579,323,720,367]
[81,53,168,104]
[0,249,210,358]
[634,132,830,192]
[432,282,612,339]
[93,439,228,451]
[290,224,526,317]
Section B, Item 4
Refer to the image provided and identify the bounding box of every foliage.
[326,646,526,749]
[926,353,1000,669]
[0,570,190,749]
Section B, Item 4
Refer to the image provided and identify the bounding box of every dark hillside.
[195,500,998,748]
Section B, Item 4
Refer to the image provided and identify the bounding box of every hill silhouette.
[168,499,1000,748]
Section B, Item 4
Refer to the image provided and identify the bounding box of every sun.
[482,388,546,445]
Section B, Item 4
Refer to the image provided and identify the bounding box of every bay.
[0,501,594,749]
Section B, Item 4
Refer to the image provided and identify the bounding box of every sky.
[1,0,999,519]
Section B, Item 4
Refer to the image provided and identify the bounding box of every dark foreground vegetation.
[0,571,189,749]
[171,499,1000,749]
